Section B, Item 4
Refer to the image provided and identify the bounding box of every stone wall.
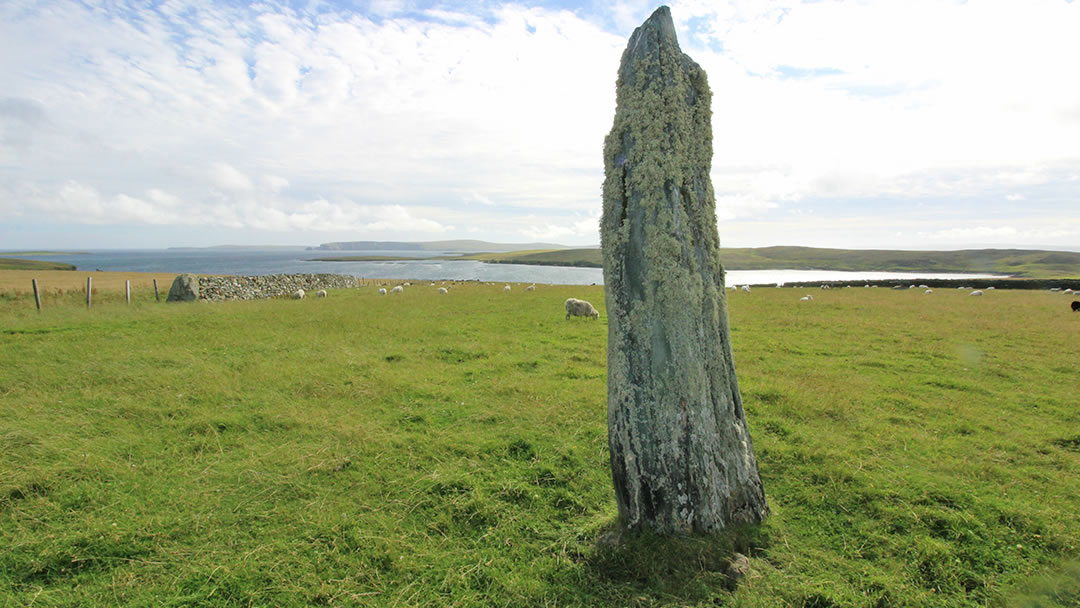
[197,274,358,301]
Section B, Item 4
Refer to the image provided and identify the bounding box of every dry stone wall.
[196,274,357,301]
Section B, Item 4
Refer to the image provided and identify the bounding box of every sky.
[1,0,1078,251]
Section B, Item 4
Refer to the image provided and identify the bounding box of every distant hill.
[312,240,574,253]
[467,246,1080,278]
[0,257,76,271]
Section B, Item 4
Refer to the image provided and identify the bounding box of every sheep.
[800,295,813,302]
[378,288,387,295]
[820,284,831,290]
[504,285,511,292]
[391,285,403,294]
[565,298,600,320]
[526,285,536,291]
[292,289,305,299]
[1063,288,1074,294]
[741,285,751,293]
[1051,287,1061,292]
[438,287,448,294]
[918,284,929,289]
[1072,301,1080,312]
[969,290,983,296]
[316,289,327,298]
[986,286,996,290]
[925,289,933,294]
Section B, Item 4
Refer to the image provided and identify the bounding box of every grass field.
[1,277,1078,606]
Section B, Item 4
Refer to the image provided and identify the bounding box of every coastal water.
[8,249,1005,286]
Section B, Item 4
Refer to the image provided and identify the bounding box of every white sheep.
[741,285,751,293]
[986,286,996,290]
[800,295,813,302]
[969,290,983,296]
[925,289,933,294]
[316,289,327,298]
[918,284,929,289]
[391,285,403,294]
[1064,288,1075,294]
[438,287,448,294]
[504,285,511,292]
[378,288,387,295]
[292,289,305,299]
[526,285,536,291]
[565,298,600,320]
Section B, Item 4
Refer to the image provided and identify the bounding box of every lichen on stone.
[601,5,768,534]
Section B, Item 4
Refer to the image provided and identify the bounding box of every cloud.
[1,0,1078,250]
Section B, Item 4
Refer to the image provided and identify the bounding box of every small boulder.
[726,552,751,582]
[166,274,199,302]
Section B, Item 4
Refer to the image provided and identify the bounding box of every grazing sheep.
[919,284,929,289]
[925,289,933,294]
[316,289,327,298]
[1072,301,1080,312]
[438,287,448,294]
[1051,287,1061,292]
[1063,288,1074,294]
[292,289,305,299]
[526,285,536,291]
[800,295,813,302]
[969,290,983,296]
[565,298,600,320]
[741,285,751,293]
[391,285,403,293]
[987,286,996,290]
[504,285,511,292]
[378,288,387,295]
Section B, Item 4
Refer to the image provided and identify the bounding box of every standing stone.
[601,6,768,534]
[166,273,199,302]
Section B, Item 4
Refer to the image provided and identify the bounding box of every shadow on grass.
[1005,561,1080,608]
[583,520,769,604]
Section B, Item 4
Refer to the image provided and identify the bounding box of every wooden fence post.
[86,277,92,309]
[32,279,42,312]
[153,279,160,302]
[126,280,131,304]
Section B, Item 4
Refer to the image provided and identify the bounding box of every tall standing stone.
[601,6,768,534]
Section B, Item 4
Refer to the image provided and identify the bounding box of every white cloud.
[210,164,255,193]
[0,0,1078,250]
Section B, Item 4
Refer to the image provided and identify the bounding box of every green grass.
[1,284,1078,606]
[0,257,76,271]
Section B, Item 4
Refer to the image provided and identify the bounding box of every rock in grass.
[601,6,768,534]
[166,273,199,302]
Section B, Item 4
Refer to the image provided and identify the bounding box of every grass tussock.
[0,281,1078,606]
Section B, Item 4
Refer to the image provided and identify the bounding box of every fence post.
[153,279,160,302]
[126,280,131,304]
[32,279,42,312]
[86,277,92,309]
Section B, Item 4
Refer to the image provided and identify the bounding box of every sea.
[6,249,1006,286]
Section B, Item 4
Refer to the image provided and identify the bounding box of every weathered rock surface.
[601,6,768,534]
[173,273,356,302]
[166,273,199,302]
